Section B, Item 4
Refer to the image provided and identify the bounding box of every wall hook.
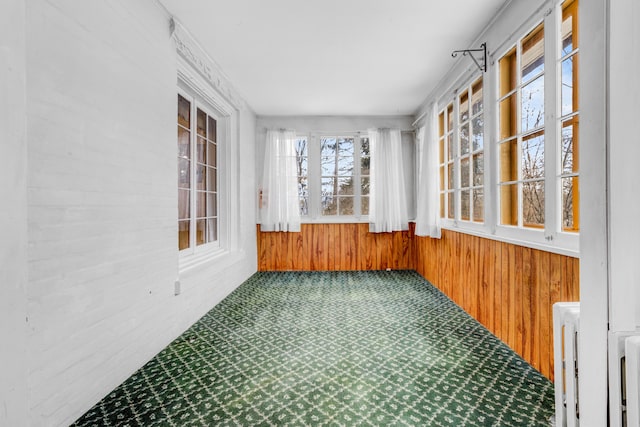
[451,42,487,73]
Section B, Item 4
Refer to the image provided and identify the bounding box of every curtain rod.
[261,127,415,134]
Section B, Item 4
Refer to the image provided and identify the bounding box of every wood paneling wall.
[256,223,580,381]
[413,228,579,381]
[257,224,413,271]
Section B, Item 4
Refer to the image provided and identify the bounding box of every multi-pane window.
[294,134,369,220]
[560,0,579,232]
[295,137,309,216]
[439,104,455,219]
[459,79,485,222]
[439,77,485,223]
[496,0,579,236]
[177,94,218,251]
[498,22,545,228]
[321,137,355,216]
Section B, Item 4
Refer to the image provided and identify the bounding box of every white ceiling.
[160,0,509,116]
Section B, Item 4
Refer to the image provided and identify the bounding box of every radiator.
[553,302,581,427]
[609,332,640,427]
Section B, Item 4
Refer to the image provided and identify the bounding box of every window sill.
[179,245,228,273]
[437,220,579,258]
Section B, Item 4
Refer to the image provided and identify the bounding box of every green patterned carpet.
[73,271,554,426]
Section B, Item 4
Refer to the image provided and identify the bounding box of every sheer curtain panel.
[368,128,409,233]
[259,129,301,232]
[415,104,441,238]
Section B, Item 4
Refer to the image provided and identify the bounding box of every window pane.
[460,123,470,155]
[337,156,354,176]
[197,109,207,138]
[178,127,190,159]
[447,104,454,132]
[360,137,370,157]
[521,23,544,83]
[361,177,370,196]
[178,189,190,220]
[178,95,190,128]
[338,138,354,156]
[499,48,517,97]
[473,188,484,222]
[461,157,470,188]
[472,116,484,151]
[362,196,369,216]
[562,176,579,232]
[448,192,455,219]
[562,0,578,55]
[500,184,518,226]
[207,142,216,167]
[178,158,190,188]
[206,218,217,243]
[440,193,445,218]
[361,155,370,176]
[321,138,337,156]
[447,135,454,161]
[499,94,517,140]
[561,55,577,116]
[447,163,454,189]
[473,153,484,186]
[196,219,208,246]
[321,177,336,215]
[562,118,578,174]
[207,192,217,217]
[195,164,205,190]
[178,221,190,250]
[461,190,470,221]
[321,157,336,176]
[459,91,469,123]
[196,137,207,164]
[523,181,545,227]
[296,138,308,157]
[208,117,216,143]
[521,76,545,132]
[499,140,518,183]
[439,137,445,164]
[338,197,354,216]
[206,166,216,192]
[472,79,483,115]
[297,156,308,177]
[439,166,445,191]
[522,131,545,180]
[439,113,445,138]
[338,177,354,195]
[299,196,309,216]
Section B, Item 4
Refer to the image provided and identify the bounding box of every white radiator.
[609,332,640,427]
[553,302,580,427]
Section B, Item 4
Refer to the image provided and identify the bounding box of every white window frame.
[177,57,240,271]
[301,132,370,223]
[439,75,486,235]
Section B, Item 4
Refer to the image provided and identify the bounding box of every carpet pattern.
[72,270,554,426]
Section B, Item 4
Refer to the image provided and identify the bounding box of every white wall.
[256,115,416,220]
[0,0,28,424]
[23,1,256,425]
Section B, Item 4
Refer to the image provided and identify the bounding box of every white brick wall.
[0,0,28,425]
[22,1,257,425]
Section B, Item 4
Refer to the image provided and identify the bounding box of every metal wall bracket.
[451,42,487,73]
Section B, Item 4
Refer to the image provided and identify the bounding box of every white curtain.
[259,129,301,232]
[368,128,409,233]
[415,104,441,238]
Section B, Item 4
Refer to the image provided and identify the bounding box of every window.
[294,134,369,221]
[439,77,485,223]
[178,93,218,251]
[560,0,579,232]
[496,0,579,236]
[498,22,545,228]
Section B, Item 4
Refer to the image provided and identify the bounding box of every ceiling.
[160,0,509,116]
